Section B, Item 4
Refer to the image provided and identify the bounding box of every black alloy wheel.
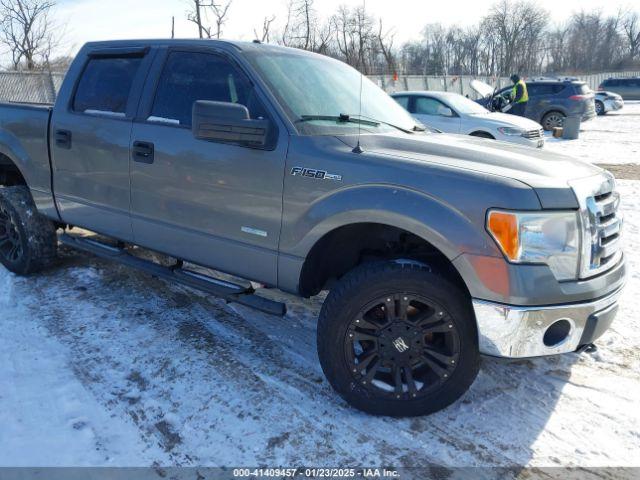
[344,293,460,400]
[0,203,23,264]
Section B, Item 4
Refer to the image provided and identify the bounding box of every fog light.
[543,319,572,347]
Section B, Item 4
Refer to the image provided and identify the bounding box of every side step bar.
[59,233,287,316]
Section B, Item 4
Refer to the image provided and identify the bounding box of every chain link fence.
[0,69,638,104]
[0,71,65,104]
[370,71,640,98]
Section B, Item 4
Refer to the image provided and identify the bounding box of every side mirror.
[192,100,269,147]
[437,106,454,117]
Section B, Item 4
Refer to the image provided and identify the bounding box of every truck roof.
[82,38,299,55]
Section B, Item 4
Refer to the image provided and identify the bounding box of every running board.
[59,233,287,316]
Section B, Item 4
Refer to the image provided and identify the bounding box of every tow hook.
[576,343,598,354]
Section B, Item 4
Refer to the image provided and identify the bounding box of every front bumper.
[506,135,545,148]
[473,285,624,358]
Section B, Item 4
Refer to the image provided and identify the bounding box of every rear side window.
[528,83,564,96]
[73,57,143,115]
[149,51,267,127]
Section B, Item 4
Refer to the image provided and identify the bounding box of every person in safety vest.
[505,74,528,116]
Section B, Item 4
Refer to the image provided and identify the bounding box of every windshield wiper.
[297,113,425,134]
[347,113,424,134]
[297,114,380,127]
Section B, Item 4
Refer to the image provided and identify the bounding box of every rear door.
[50,47,153,241]
[616,79,631,99]
[128,48,287,285]
[410,96,461,133]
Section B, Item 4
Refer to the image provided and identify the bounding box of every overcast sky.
[44,0,640,57]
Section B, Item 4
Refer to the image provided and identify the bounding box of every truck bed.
[0,101,55,218]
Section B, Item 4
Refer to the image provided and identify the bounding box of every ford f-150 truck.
[0,40,626,417]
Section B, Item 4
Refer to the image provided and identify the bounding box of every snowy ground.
[1,106,639,470]
[545,101,640,166]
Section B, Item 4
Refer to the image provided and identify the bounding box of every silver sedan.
[391,91,546,148]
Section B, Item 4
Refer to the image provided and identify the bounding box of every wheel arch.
[297,221,473,299]
[0,151,28,186]
[540,108,567,124]
[282,184,500,298]
[469,130,495,139]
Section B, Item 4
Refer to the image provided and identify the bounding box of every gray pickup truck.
[0,40,626,417]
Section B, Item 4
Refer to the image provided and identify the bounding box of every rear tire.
[541,111,566,130]
[595,100,605,116]
[317,261,480,417]
[0,185,57,275]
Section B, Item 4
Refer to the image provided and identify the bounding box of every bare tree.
[484,0,549,75]
[0,0,58,70]
[187,0,233,39]
[622,10,640,61]
[279,0,319,50]
[377,19,396,74]
[254,15,275,43]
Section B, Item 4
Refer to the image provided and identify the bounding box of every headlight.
[497,127,525,136]
[486,210,580,280]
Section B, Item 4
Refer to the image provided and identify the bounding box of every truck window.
[73,56,143,116]
[149,51,266,127]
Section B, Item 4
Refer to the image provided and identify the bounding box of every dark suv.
[598,77,640,100]
[476,80,596,131]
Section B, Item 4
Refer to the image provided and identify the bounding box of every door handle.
[132,141,154,164]
[55,129,71,149]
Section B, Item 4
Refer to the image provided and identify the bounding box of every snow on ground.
[545,101,640,165]
[1,109,639,469]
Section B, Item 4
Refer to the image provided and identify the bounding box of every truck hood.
[338,131,604,208]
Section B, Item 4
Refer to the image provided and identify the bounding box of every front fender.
[280,184,501,261]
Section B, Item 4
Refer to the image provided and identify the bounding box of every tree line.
[259,0,640,76]
[1,0,640,77]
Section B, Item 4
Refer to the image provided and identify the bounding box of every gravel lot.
[1,104,639,470]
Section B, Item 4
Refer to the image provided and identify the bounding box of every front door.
[129,49,287,285]
[411,96,461,133]
[50,49,151,241]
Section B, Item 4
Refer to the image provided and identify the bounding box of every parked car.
[594,91,624,115]
[391,91,544,148]
[473,79,596,130]
[598,77,640,100]
[0,39,625,417]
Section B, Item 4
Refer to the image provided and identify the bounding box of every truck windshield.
[246,50,421,136]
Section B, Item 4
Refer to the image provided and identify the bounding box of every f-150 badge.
[290,167,342,181]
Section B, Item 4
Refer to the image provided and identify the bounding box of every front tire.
[0,185,57,275]
[317,261,480,417]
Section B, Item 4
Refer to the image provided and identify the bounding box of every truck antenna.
[352,0,365,154]
[352,71,364,154]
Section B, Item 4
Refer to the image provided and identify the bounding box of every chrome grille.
[570,174,623,278]
[522,128,544,139]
